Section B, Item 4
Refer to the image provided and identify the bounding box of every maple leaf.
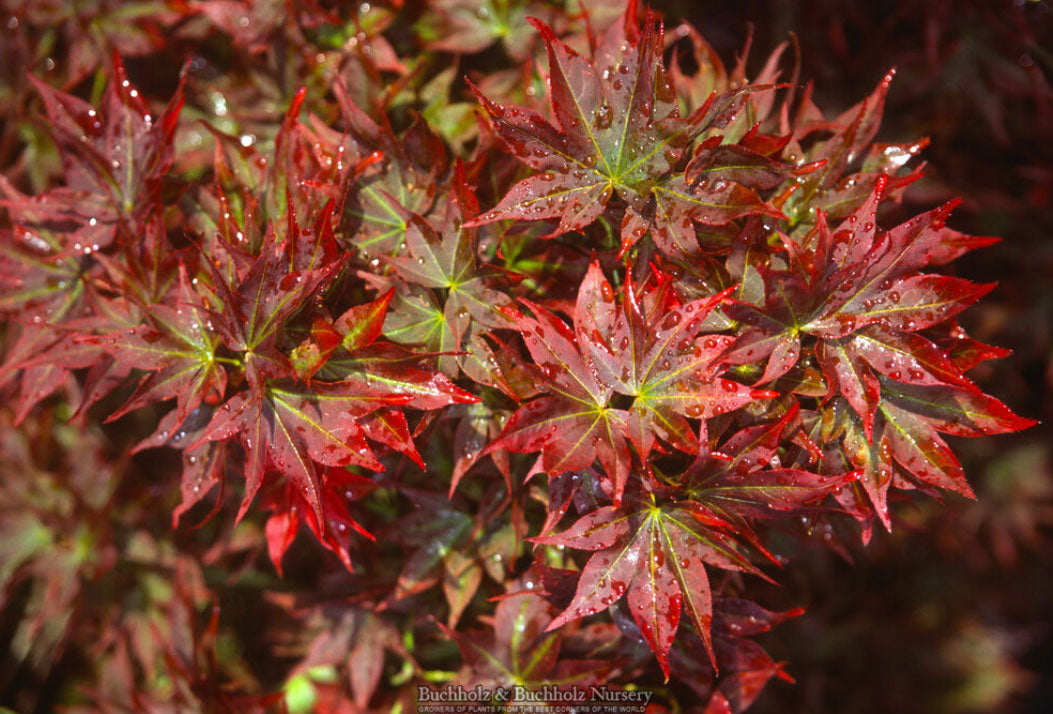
[575,261,776,463]
[783,67,897,226]
[712,173,1034,534]
[0,201,171,423]
[191,381,386,524]
[196,0,290,53]
[485,262,772,503]
[0,411,117,690]
[0,54,183,419]
[389,489,476,601]
[803,374,1035,540]
[878,380,1035,484]
[387,488,516,620]
[203,214,342,396]
[0,220,98,420]
[533,498,760,678]
[290,287,394,382]
[662,597,800,712]
[336,86,450,259]
[377,287,459,375]
[309,340,480,412]
[0,4,1039,712]
[130,404,230,529]
[682,404,860,522]
[21,53,184,254]
[377,176,515,387]
[288,605,407,711]
[722,180,994,399]
[720,201,1031,530]
[79,263,228,427]
[482,296,634,503]
[466,12,780,256]
[707,604,797,713]
[192,279,476,525]
[417,0,553,60]
[10,3,176,91]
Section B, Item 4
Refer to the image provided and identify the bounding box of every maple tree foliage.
[0,0,1038,712]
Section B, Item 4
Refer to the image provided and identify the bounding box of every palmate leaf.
[379,286,459,375]
[0,69,185,419]
[204,217,342,395]
[384,191,511,332]
[336,86,449,259]
[664,597,801,713]
[721,179,1009,438]
[193,381,390,524]
[21,54,184,253]
[80,264,228,427]
[0,3,1039,710]
[293,278,481,418]
[386,487,517,620]
[800,189,996,339]
[196,0,290,52]
[575,261,774,462]
[683,404,859,522]
[317,342,480,411]
[806,374,1035,538]
[0,207,170,422]
[783,69,895,228]
[389,490,475,601]
[725,180,983,353]
[0,223,96,420]
[877,380,1034,499]
[290,287,394,381]
[194,289,477,525]
[533,499,759,678]
[804,399,895,537]
[379,180,515,387]
[130,404,229,528]
[417,0,554,60]
[466,12,779,256]
[483,297,632,502]
[486,262,771,503]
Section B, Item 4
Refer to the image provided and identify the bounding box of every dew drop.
[593,103,613,129]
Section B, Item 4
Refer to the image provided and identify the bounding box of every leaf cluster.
[0,0,1034,711]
